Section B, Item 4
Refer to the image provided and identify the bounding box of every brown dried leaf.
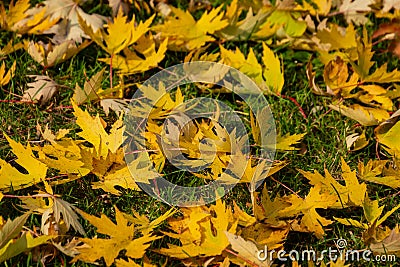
[22,75,58,105]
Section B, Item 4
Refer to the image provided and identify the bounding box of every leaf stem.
[110,53,113,89]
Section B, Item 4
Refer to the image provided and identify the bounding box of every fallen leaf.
[0,232,51,263]
[0,0,30,31]
[376,120,400,156]
[370,225,400,255]
[100,99,129,116]
[53,198,85,235]
[346,131,369,151]
[26,40,91,68]
[22,75,58,105]
[329,103,390,126]
[315,23,357,51]
[109,0,130,16]
[0,213,30,249]
[152,5,228,51]
[372,21,400,59]
[300,157,367,208]
[73,207,159,266]
[0,61,16,87]
[72,101,126,158]
[156,198,237,260]
[382,0,400,12]
[73,68,105,105]
[100,35,168,75]
[225,232,272,266]
[78,9,153,55]
[42,0,106,43]
[0,134,47,191]
[339,0,374,25]
[216,0,271,41]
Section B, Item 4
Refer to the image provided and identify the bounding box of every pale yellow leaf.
[0,134,47,191]
[329,103,390,126]
[225,232,272,266]
[0,61,15,87]
[22,75,58,105]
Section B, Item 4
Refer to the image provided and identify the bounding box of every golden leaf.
[156,198,237,259]
[72,101,126,158]
[78,9,153,55]
[0,134,47,191]
[329,103,390,126]
[152,5,228,51]
[100,35,168,75]
[216,0,271,41]
[73,207,159,266]
[0,61,16,87]
[0,0,30,31]
[300,157,367,208]
[26,40,90,68]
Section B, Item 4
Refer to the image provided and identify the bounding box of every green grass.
[1,1,400,267]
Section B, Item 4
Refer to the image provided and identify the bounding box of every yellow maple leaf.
[33,126,92,180]
[274,133,306,151]
[323,57,396,111]
[239,219,289,251]
[152,5,228,51]
[315,23,357,51]
[261,43,284,94]
[73,207,159,266]
[216,0,271,41]
[99,35,168,75]
[300,157,367,208]
[0,0,30,31]
[26,40,91,68]
[323,56,359,96]
[0,134,47,191]
[218,152,287,186]
[0,229,52,262]
[219,42,284,94]
[250,106,304,150]
[91,149,142,194]
[279,185,336,238]
[0,61,16,87]
[364,63,400,84]
[72,68,106,105]
[329,103,390,126]
[264,9,307,38]
[156,198,237,259]
[220,45,263,84]
[253,184,333,238]
[78,9,153,55]
[335,194,400,246]
[0,40,24,59]
[72,101,126,158]
[12,6,59,34]
[376,120,400,157]
[296,0,332,16]
[123,207,176,236]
